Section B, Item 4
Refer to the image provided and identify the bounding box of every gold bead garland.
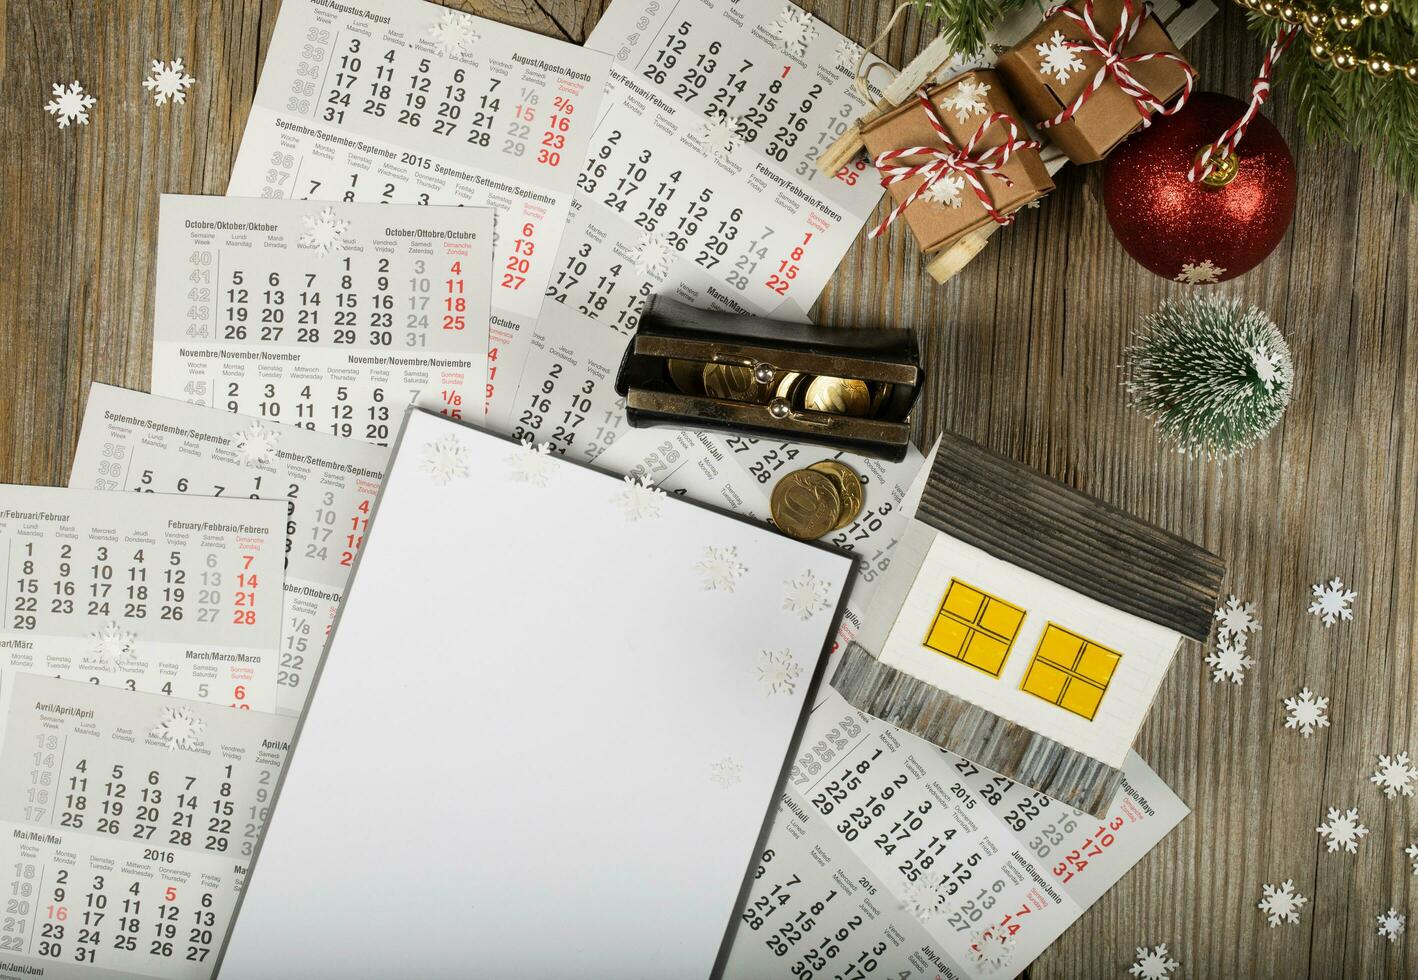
[1236,0,1418,82]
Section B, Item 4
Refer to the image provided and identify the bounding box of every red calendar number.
[501,221,535,291]
[538,97,574,167]
[231,554,258,625]
[341,498,370,566]
[765,231,814,295]
[443,260,466,330]
[835,158,868,186]
[439,388,463,421]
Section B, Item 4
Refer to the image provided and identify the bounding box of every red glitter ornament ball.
[1103,93,1295,285]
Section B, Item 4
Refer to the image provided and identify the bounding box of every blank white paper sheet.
[217,409,852,979]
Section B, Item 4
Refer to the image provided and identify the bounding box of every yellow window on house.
[923,579,1026,677]
[1020,623,1122,721]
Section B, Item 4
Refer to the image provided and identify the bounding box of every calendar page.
[67,385,388,717]
[0,486,285,713]
[224,0,613,409]
[722,689,1187,979]
[486,0,889,429]
[0,671,296,980]
[149,194,492,441]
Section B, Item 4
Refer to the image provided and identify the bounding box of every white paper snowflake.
[142,59,196,106]
[1129,944,1180,980]
[1283,687,1330,738]
[1376,908,1406,943]
[782,570,832,621]
[1204,636,1255,684]
[428,9,481,58]
[1258,880,1308,926]
[695,546,747,592]
[1370,752,1418,799]
[234,422,279,465]
[45,81,96,128]
[88,622,136,666]
[834,38,864,72]
[1175,259,1226,284]
[967,927,1016,972]
[1316,806,1368,853]
[1036,30,1085,83]
[1248,343,1289,393]
[694,113,742,162]
[709,756,743,788]
[150,706,206,752]
[505,437,556,488]
[942,78,990,123]
[901,877,946,922]
[771,5,817,56]
[1214,595,1261,644]
[613,474,664,522]
[923,173,966,208]
[631,232,673,277]
[1308,577,1357,627]
[420,436,469,485]
[757,649,803,696]
[300,207,350,256]
[1404,842,1418,875]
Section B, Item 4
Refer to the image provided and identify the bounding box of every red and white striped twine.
[868,90,1042,239]
[1187,25,1300,183]
[1039,0,1197,130]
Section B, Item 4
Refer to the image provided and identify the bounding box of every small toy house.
[832,430,1224,817]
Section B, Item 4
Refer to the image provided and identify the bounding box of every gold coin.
[808,460,865,531]
[667,359,704,395]
[770,470,842,541]
[867,382,894,418]
[803,376,871,416]
[703,363,777,403]
[775,372,810,405]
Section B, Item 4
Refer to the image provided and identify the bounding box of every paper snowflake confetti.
[782,570,832,621]
[695,546,747,592]
[694,113,742,162]
[1370,752,1418,799]
[1376,908,1406,943]
[942,78,990,123]
[1316,807,1368,853]
[631,232,673,277]
[420,436,470,485]
[1036,31,1085,83]
[299,207,350,256]
[834,38,864,72]
[234,422,279,465]
[1175,259,1226,284]
[1308,577,1357,627]
[505,437,556,488]
[1258,880,1308,926]
[901,877,947,922]
[757,649,803,696]
[150,706,206,752]
[924,173,966,208]
[967,927,1016,972]
[1214,595,1261,645]
[771,5,817,56]
[613,474,664,522]
[709,756,743,788]
[1129,944,1180,980]
[142,59,196,106]
[88,622,136,666]
[428,9,481,58]
[1248,343,1288,393]
[1283,687,1330,737]
[1204,636,1255,684]
[45,81,96,128]
[1405,842,1418,875]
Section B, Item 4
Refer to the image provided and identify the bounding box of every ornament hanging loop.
[1188,26,1299,183]
[852,3,913,102]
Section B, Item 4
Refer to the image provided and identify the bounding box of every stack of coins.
[666,360,894,421]
[769,460,865,540]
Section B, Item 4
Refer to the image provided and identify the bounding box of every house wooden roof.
[917,431,1225,641]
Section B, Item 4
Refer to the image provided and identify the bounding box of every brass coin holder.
[615,297,921,462]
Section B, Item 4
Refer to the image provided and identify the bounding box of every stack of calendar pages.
[0,1,1215,978]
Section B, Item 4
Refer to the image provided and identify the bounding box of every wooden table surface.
[2,1,1414,977]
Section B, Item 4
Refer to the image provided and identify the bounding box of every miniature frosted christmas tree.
[1124,297,1294,460]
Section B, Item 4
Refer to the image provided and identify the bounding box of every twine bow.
[1039,0,1197,130]
[868,90,1042,239]
[1187,26,1299,183]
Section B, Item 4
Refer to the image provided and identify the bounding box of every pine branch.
[909,0,1038,57]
